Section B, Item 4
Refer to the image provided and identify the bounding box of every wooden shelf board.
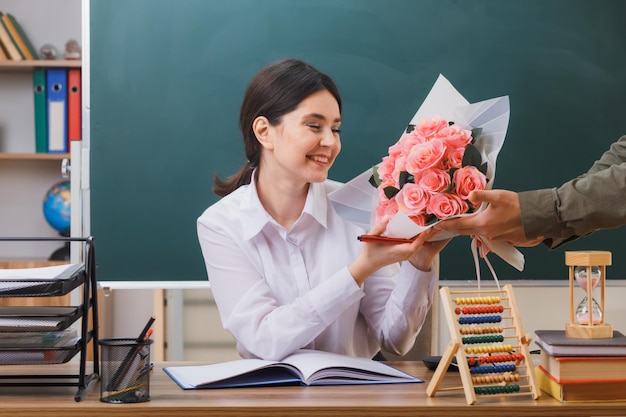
[0,153,69,161]
[0,60,81,71]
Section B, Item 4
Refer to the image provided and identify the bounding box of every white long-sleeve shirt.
[197,178,438,361]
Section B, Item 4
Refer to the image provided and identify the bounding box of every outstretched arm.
[435,189,541,246]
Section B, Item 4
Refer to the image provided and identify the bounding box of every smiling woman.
[195,58,450,361]
[253,89,342,206]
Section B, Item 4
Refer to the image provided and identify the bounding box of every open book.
[163,349,422,389]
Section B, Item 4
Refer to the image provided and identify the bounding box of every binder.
[67,68,81,146]
[46,68,68,153]
[0,12,21,61]
[2,13,37,60]
[33,68,47,153]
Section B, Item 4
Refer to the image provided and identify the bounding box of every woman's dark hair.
[213,58,342,197]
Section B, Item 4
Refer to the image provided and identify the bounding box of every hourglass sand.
[565,251,613,339]
[574,265,602,325]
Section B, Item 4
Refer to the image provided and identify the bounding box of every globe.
[43,180,71,234]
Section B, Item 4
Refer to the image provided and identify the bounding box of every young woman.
[197,58,449,361]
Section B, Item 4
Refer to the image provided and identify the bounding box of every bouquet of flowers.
[371,117,487,228]
[329,74,524,274]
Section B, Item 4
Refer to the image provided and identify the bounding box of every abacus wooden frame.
[426,284,540,405]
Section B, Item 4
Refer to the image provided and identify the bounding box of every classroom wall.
[101,281,626,362]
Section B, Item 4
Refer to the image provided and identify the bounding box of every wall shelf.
[0,60,81,72]
[0,153,70,161]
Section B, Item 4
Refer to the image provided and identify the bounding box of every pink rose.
[444,146,465,170]
[453,166,487,200]
[387,140,404,159]
[395,131,424,157]
[396,183,429,217]
[435,124,472,148]
[413,168,450,193]
[405,138,446,174]
[414,117,449,141]
[377,155,397,185]
[375,188,399,222]
[392,155,407,185]
[427,193,469,219]
[409,214,429,226]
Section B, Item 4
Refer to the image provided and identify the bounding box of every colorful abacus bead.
[475,384,521,395]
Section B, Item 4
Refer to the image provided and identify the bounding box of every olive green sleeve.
[518,135,626,249]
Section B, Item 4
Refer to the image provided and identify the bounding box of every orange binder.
[67,68,82,148]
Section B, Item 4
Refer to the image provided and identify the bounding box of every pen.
[358,235,416,244]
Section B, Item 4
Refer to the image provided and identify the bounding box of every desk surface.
[1,361,625,417]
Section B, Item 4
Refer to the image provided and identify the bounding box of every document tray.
[0,306,82,332]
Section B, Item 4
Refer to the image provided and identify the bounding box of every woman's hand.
[407,231,451,271]
[349,219,450,286]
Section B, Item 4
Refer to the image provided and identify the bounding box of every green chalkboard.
[90,0,626,282]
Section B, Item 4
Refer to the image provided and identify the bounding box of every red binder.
[67,68,81,149]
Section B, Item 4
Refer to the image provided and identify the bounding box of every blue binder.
[46,68,68,153]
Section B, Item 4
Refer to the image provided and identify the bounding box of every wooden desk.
[1,361,625,417]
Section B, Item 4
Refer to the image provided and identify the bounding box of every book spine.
[33,68,48,153]
[5,13,38,60]
[1,13,30,60]
[0,13,22,60]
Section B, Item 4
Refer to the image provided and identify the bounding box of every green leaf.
[425,214,438,226]
[462,144,483,169]
[471,127,483,144]
[406,124,415,133]
[383,186,400,200]
[479,162,488,176]
[369,166,382,188]
[442,168,457,193]
[398,171,413,188]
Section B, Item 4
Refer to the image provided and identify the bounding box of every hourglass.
[565,251,613,339]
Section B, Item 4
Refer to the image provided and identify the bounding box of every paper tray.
[0,268,84,297]
[0,306,82,332]
[0,340,81,365]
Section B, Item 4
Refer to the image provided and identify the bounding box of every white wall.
[102,280,626,363]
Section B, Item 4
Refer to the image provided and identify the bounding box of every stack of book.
[0,11,38,61]
[534,329,626,402]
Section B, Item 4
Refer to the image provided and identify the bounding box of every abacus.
[426,284,540,405]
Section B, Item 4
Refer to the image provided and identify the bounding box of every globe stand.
[49,241,70,261]
[49,232,71,261]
